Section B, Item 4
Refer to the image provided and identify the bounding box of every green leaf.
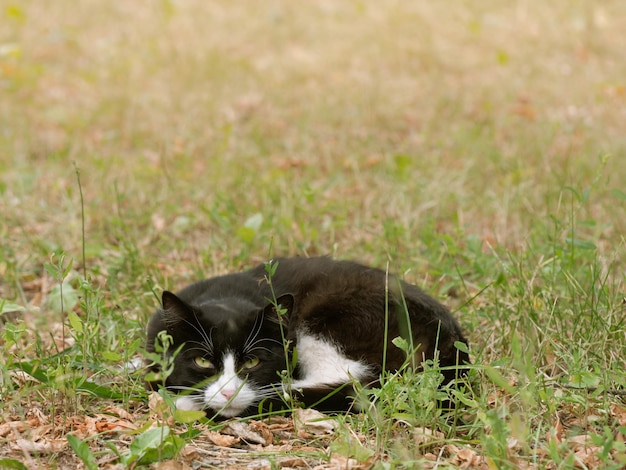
[568,372,601,388]
[14,361,125,399]
[138,434,185,465]
[47,283,79,313]
[174,408,206,423]
[74,378,125,399]
[393,154,412,175]
[0,299,25,315]
[67,435,98,470]
[391,336,409,353]
[237,213,263,243]
[13,361,50,383]
[566,237,596,250]
[330,434,374,461]
[101,351,123,361]
[454,340,470,354]
[0,458,28,470]
[611,188,626,201]
[129,426,170,456]
[236,226,255,243]
[68,311,83,333]
[484,365,516,395]
[123,426,184,466]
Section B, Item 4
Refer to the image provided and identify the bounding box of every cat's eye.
[242,357,260,370]
[194,356,214,369]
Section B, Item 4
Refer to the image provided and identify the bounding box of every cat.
[145,256,469,418]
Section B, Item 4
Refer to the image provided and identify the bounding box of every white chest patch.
[290,333,371,390]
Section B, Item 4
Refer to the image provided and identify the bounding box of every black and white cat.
[146,257,469,418]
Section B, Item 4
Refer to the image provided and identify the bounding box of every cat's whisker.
[168,385,204,393]
[185,342,213,355]
[181,316,214,352]
[243,312,264,355]
[189,309,213,346]
[243,345,278,356]
[245,338,284,354]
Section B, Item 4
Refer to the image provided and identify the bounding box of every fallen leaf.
[154,460,191,470]
[249,420,274,445]
[0,421,26,438]
[278,457,307,467]
[149,391,166,414]
[294,409,336,436]
[611,404,626,427]
[449,445,486,469]
[222,421,267,445]
[413,426,445,450]
[568,434,591,446]
[317,454,366,470]
[179,445,201,463]
[12,438,66,454]
[205,430,240,447]
[573,446,601,468]
[103,405,135,421]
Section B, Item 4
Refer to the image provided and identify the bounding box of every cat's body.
[146,257,469,418]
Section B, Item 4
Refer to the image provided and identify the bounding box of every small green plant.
[261,259,300,411]
[68,425,185,468]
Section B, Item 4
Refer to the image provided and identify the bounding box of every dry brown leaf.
[573,446,601,468]
[103,405,135,421]
[449,445,487,469]
[611,404,626,427]
[31,424,53,439]
[547,413,564,445]
[249,420,274,445]
[95,419,137,433]
[149,391,166,413]
[413,426,445,450]
[506,436,520,450]
[12,438,66,454]
[568,434,591,446]
[278,457,308,467]
[222,421,268,445]
[267,416,292,427]
[0,421,26,437]
[205,430,240,447]
[294,408,336,436]
[314,454,365,470]
[179,445,201,463]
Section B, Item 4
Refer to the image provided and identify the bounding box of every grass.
[1,0,625,468]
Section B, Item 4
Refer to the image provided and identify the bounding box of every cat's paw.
[175,396,202,411]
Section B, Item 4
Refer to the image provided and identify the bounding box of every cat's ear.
[263,294,295,322]
[161,291,193,325]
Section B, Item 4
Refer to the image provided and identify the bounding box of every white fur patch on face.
[175,395,201,411]
[202,353,256,417]
[290,333,371,390]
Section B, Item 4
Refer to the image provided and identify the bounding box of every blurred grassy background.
[3,2,624,269]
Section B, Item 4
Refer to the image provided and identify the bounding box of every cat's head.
[146,291,294,417]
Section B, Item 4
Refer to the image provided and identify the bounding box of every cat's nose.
[221,388,236,399]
